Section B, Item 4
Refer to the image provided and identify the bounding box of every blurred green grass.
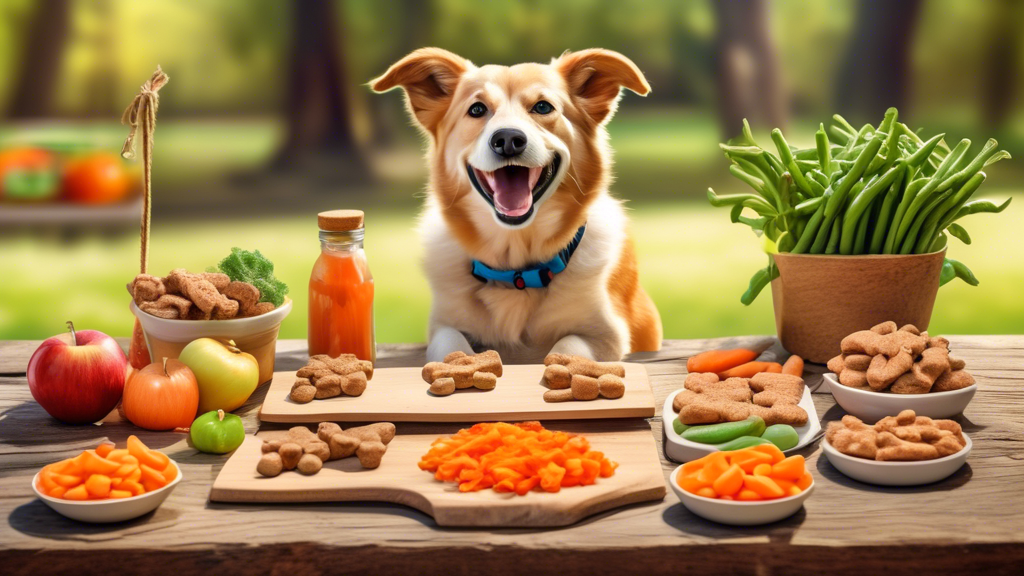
[2,195,1021,343]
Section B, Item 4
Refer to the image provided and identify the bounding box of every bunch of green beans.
[708,108,1012,305]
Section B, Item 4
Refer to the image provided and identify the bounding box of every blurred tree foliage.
[0,0,1021,140]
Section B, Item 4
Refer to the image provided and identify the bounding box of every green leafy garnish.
[215,248,289,306]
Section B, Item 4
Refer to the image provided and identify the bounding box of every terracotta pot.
[770,250,945,364]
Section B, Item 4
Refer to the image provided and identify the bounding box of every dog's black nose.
[490,129,528,157]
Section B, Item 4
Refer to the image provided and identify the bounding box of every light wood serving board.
[209,424,667,527]
[258,363,655,423]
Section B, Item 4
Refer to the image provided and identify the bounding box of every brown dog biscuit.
[597,374,625,399]
[429,378,456,396]
[130,274,166,304]
[222,281,261,315]
[866,347,915,390]
[200,272,231,290]
[570,374,600,401]
[543,364,572,389]
[422,350,502,393]
[543,353,626,378]
[932,369,975,392]
[290,354,372,402]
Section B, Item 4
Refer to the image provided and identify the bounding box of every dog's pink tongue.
[485,166,541,217]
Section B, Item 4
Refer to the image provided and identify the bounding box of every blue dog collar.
[471,225,586,290]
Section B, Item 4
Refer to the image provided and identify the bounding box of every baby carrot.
[782,355,805,377]
[718,361,783,379]
[687,349,759,374]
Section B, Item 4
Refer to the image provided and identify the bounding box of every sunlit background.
[2,0,1022,344]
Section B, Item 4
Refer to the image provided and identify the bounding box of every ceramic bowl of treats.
[129,262,291,384]
[822,409,971,486]
[824,322,977,421]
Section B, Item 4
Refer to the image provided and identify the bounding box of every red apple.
[27,321,127,424]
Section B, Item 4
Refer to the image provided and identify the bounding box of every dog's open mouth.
[468,154,561,225]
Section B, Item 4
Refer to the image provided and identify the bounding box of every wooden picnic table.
[2,336,1022,575]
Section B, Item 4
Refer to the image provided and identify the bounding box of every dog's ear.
[371,48,470,134]
[555,49,650,124]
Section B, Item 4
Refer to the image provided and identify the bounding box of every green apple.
[190,409,245,454]
[178,338,258,413]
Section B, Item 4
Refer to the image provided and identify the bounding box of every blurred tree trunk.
[368,0,435,147]
[275,0,368,180]
[7,0,71,119]
[835,0,923,125]
[713,0,786,139]
[981,0,1021,129]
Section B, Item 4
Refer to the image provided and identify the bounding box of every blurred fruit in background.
[62,152,131,205]
[0,147,58,201]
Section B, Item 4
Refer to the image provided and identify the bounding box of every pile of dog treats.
[672,371,808,426]
[826,410,966,461]
[129,268,277,320]
[827,322,974,393]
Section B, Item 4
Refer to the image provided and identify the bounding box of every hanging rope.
[121,66,169,274]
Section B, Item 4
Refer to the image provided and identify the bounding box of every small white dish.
[821,435,971,486]
[824,372,977,422]
[669,465,814,525]
[663,387,821,463]
[32,461,182,523]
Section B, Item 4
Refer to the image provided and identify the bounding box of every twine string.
[121,66,169,274]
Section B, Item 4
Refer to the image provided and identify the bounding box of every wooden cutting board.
[258,363,655,423]
[209,423,667,527]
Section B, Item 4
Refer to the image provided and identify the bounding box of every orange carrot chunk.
[782,355,805,377]
[718,361,784,379]
[687,348,759,375]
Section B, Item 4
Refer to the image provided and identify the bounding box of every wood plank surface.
[2,336,1023,576]
[210,424,667,527]
[259,362,654,423]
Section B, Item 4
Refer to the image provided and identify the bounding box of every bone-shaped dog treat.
[257,422,395,476]
[422,350,503,395]
[290,354,373,403]
[540,354,627,402]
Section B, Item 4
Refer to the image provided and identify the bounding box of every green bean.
[738,118,758,147]
[852,204,871,255]
[883,177,926,253]
[919,172,987,252]
[719,144,765,157]
[835,142,867,161]
[840,163,904,254]
[808,169,829,188]
[776,230,796,252]
[930,231,948,253]
[794,147,828,160]
[734,156,780,202]
[771,129,813,196]
[947,258,979,286]
[707,188,776,213]
[741,265,779,306]
[728,164,771,202]
[936,138,999,193]
[825,213,842,254]
[813,180,862,253]
[795,217,807,240]
[816,124,833,176]
[939,258,956,286]
[730,203,769,230]
[905,133,944,169]
[832,114,857,137]
[985,150,1011,166]
[953,197,1012,219]
[763,151,786,177]
[869,171,904,253]
[900,188,953,254]
[792,195,828,254]
[888,139,971,252]
[794,196,824,216]
[866,109,898,174]
[947,223,971,245]
[813,135,884,252]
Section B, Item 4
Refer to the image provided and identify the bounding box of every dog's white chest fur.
[420,195,631,363]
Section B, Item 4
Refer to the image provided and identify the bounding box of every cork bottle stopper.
[318,210,364,231]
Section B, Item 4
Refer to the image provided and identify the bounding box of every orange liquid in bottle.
[308,241,376,363]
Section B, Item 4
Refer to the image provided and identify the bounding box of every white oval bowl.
[824,372,976,422]
[32,460,182,523]
[821,434,971,486]
[669,465,814,526]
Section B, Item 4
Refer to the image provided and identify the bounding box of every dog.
[372,48,662,363]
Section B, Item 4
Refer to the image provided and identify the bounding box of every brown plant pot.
[770,250,946,364]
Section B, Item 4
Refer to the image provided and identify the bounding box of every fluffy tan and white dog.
[372,48,662,363]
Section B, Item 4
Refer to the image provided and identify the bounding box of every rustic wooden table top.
[2,336,1022,576]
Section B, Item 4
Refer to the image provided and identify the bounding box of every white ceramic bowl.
[663,387,821,463]
[32,461,183,523]
[821,435,971,486]
[669,465,814,525]
[131,298,292,384]
[824,372,976,422]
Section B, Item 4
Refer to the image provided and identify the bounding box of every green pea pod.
[840,163,904,254]
[947,223,970,245]
[681,416,767,445]
[672,418,690,436]
[715,436,773,451]
[939,259,956,286]
[771,129,813,196]
[740,264,779,305]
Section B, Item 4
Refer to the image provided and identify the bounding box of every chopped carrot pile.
[677,444,812,501]
[36,435,177,500]
[418,421,618,495]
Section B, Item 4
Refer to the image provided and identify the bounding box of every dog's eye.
[468,102,488,118]
[531,100,554,115]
